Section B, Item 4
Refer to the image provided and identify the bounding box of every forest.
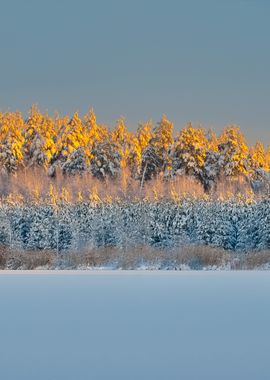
[0,105,269,188]
[0,106,269,269]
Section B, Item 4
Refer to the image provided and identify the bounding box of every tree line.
[1,198,269,252]
[0,105,269,192]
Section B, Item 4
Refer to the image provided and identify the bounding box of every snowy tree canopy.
[0,107,268,193]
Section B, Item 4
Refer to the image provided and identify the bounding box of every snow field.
[0,271,269,380]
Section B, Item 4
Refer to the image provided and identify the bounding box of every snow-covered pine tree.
[111,117,134,170]
[247,142,269,191]
[26,205,57,250]
[24,106,56,169]
[128,121,153,178]
[83,109,109,160]
[171,123,208,188]
[61,147,87,176]
[90,140,121,180]
[218,125,249,177]
[202,150,223,192]
[140,115,173,181]
[0,112,25,174]
[253,199,270,250]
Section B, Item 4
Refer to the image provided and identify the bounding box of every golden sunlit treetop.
[0,106,268,192]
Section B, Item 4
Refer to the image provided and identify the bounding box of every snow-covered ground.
[0,271,270,380]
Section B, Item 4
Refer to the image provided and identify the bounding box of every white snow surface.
[0,270,270,380]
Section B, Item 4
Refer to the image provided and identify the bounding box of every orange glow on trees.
[0,106,268,192]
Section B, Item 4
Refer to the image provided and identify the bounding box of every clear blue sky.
[0,0,269,143]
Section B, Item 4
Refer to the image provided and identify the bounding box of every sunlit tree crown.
[218,125,248,176]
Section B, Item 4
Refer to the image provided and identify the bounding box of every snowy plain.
[0,271,270,380]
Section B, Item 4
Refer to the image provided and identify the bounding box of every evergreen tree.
[129,121,153,178]
[248,142,268,184]
[111,117,134,169]
[0,112,25,173]
[24,106,56,168]
[83,109,109,160]
[141,115,173,181]
[61,147,87,176]
[171,123,208,187]
[218,125,249,177]
[90,140,121,180]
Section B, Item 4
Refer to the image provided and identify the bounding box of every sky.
[0,0,269,144]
